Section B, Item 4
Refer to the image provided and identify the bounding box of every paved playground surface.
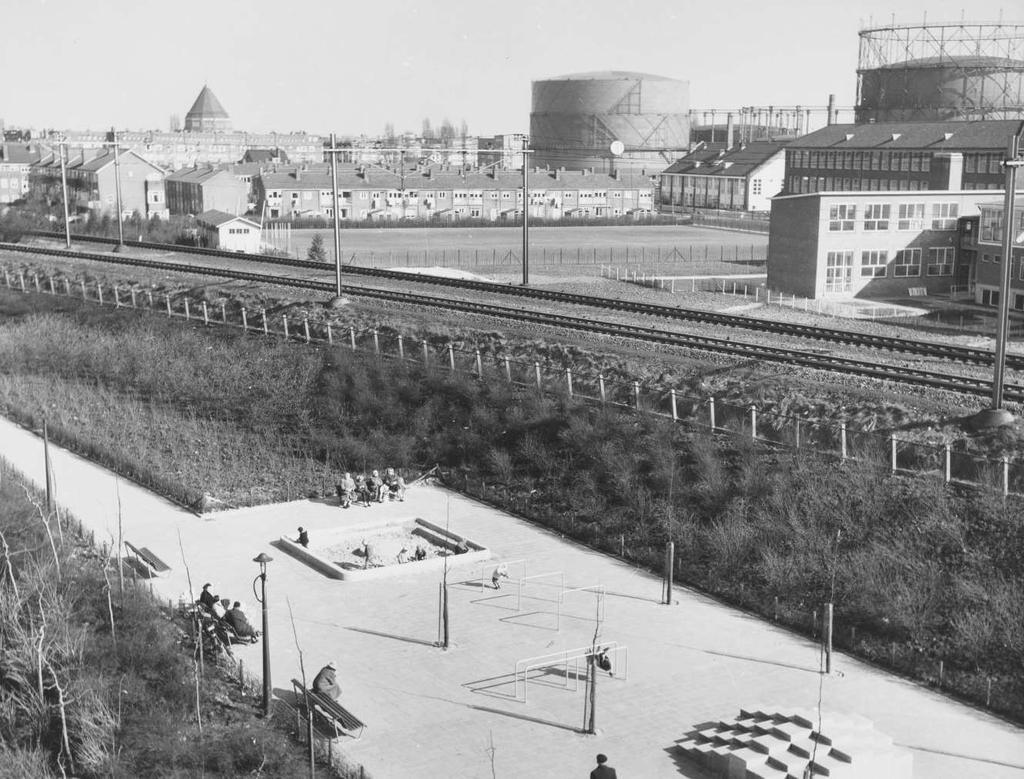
[2,415,1023,778]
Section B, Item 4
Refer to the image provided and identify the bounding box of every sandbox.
[277,517,490,580]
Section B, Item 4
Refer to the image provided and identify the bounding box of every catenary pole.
[522,144,530,286]
[111,129,125,252]
[992,122,1024,410]
[329,132,342,296]
[58,138,71,248]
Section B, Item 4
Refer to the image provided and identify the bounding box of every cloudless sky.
[1,0,1018,136]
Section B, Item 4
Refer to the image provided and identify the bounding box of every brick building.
[31,148,167,218]
[781,120,1019,195]
[964,197,1024,308]
[164,166,251,216]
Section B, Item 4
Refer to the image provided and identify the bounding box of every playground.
[3,415,1023,778]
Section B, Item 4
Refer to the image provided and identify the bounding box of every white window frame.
[926,247,954,277]
[860,250,888,278]
[893,248,922,277]
[897,203,924,230]
[931,203,959,230]
[828,203,856,231]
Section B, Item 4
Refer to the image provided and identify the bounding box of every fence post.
[750,405,757,440]
[447,343,455,371]
[18,272,25,292]
[350,327,357,351]
[565,368,573,397]
[282,315,289,339]
[97,283,105,305]
[670,388,678,421]
[64,277,72,296]
[165,294,172,316]
[709,396,716,430]
[476,349,484,379]
[32,273,40,292]
[220,301,227,324]
[303,318,311,344]
[1002,456,1009,498]
[1,267,8,287]
[373,329,380,354]
[241,307,248,331]
[80,279,87,300]
[944,444,951,484]
[422,339,429,366]
[633,381,640,410]
[503,355,511,382]
[599,374,606,403]
[261,308,268,336]
[397,334,404,359]
[794,418,801,449]
[326,322,333,345]
[890,435,897,474]
[48,275,55,294]
[183,298,190,319]
[840,422,847,460]
[113,285,121,307]
[534,361,542,391]
[130,287,137,307]
[201,301,209,325]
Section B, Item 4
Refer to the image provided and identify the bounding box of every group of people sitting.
[336,468,406,508]
[196,583,260,644]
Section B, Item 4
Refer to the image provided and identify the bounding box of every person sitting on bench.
[312,661,342,701]
[353,474,372,507]
[224,601,259,641]
[383,467,406,501]
[198,583,217,611]
[297,527,309,548]
[212,596,229,620]
[368,470,387,503]
[336,473,356,509]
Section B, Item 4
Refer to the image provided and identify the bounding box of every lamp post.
[253,552,273,716]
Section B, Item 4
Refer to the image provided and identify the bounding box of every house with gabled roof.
[60,148,167,218]
[658,141,787,213]
[165,165,250,216]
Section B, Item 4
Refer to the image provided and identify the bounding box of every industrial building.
[530,71,689,173]
[855,20,1024,123]
[963,198,1024,308]
[780,119,1020,195]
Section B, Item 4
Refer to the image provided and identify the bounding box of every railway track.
[2,241,1019,402]
[24,231,1011,370]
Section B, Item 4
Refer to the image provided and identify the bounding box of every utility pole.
[328,132,342,296]
[521,142,530,286]
[57,138,71,248]
[110,129,125,252]
[989,121,1024,417]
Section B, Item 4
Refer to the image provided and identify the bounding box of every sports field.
[264,224,768,274]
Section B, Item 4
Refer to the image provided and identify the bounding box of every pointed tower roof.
[187,85,229,119]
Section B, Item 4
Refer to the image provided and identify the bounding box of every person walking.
[590,753,617,779]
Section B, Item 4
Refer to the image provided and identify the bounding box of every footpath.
[2,415,1023,778]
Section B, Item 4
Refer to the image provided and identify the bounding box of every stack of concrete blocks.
[676,705,912,778]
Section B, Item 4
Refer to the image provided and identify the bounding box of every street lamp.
[253,552,273,716]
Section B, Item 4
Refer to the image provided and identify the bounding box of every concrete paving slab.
[2,415,1023,778]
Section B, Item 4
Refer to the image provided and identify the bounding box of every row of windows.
[824,247,955,291]
[789,176,932,194]
[828,202,959,231]
[979,209,1024,243]
[788,150,932,173]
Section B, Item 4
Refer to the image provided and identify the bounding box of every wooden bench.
[124,541,171,577]
[291,678,365,739]
[908,287,928,297]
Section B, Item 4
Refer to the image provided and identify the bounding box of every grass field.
[265,224,768,271]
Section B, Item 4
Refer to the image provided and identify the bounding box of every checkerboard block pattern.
[676,707,913,778]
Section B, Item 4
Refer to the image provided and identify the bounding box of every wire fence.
[2,266,1023,724]
[3,262,1023,499]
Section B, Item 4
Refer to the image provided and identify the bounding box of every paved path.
[3,415,1023,778]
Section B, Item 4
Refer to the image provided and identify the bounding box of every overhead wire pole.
[57,137,71,248]
[110,129,125,252]
[329,132,342,297]
[521,143,530,286]
[990,121,1024,417]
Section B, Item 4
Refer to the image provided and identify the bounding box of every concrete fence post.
[303,318,311,344]
[534,361,542,391]
[709,396,716,430]
[599,374,606,403]
[130,288,137,307]
[422,339,429,366]
[750,406,757,440]
[241,307,248,331]
[97,283,104,306]
[794,418,801,449]
[146,290,153,308]
[503,355,512,382]
[64,278,72,296]
[165,295,172,316]
[261,308,268,336]
[670,388,678,421]
[373,329,380,354]
[350,327,357,351]
[1002,456,1009,498]
[81,279,87,300]
[448,343,455,371]
[48,275,55,294]
[220,301,227,324]
[944,444,951,484]
[633,381,640,410]
[890,435,897,474]
[282,315,289,339]
[183,298,189,319]
[840,422,847,460]
[476,349,483,379]
[18,273,25,292]
[201,301,209,325]
[565,368,573,397]
[32,273,40,292]
[397,334,404,359]
[113,286,121,308]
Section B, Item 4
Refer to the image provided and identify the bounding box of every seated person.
[383,467,406,501]
[368,470,387,503]
[198,582,217,611]
[312,661,341,700]
[296,526,309,548]
[336,472,356,509]
[412,545,427,561]
[211,597,229,620]
[224,601,259,641]
[396,547,409,564]
[454,539,470,555]
[353,474,372,507]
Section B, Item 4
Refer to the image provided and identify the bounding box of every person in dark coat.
[297,527,309,548]
[224,601,259,640]
[312,661,341,700]
[591,753,618,779]
[198,583,217,611]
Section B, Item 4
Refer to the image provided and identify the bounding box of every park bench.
[123,541,171,577]
[291,678,365,739]
[908,287,928,297]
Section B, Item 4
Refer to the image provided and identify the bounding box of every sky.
[1,0,1019,136]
